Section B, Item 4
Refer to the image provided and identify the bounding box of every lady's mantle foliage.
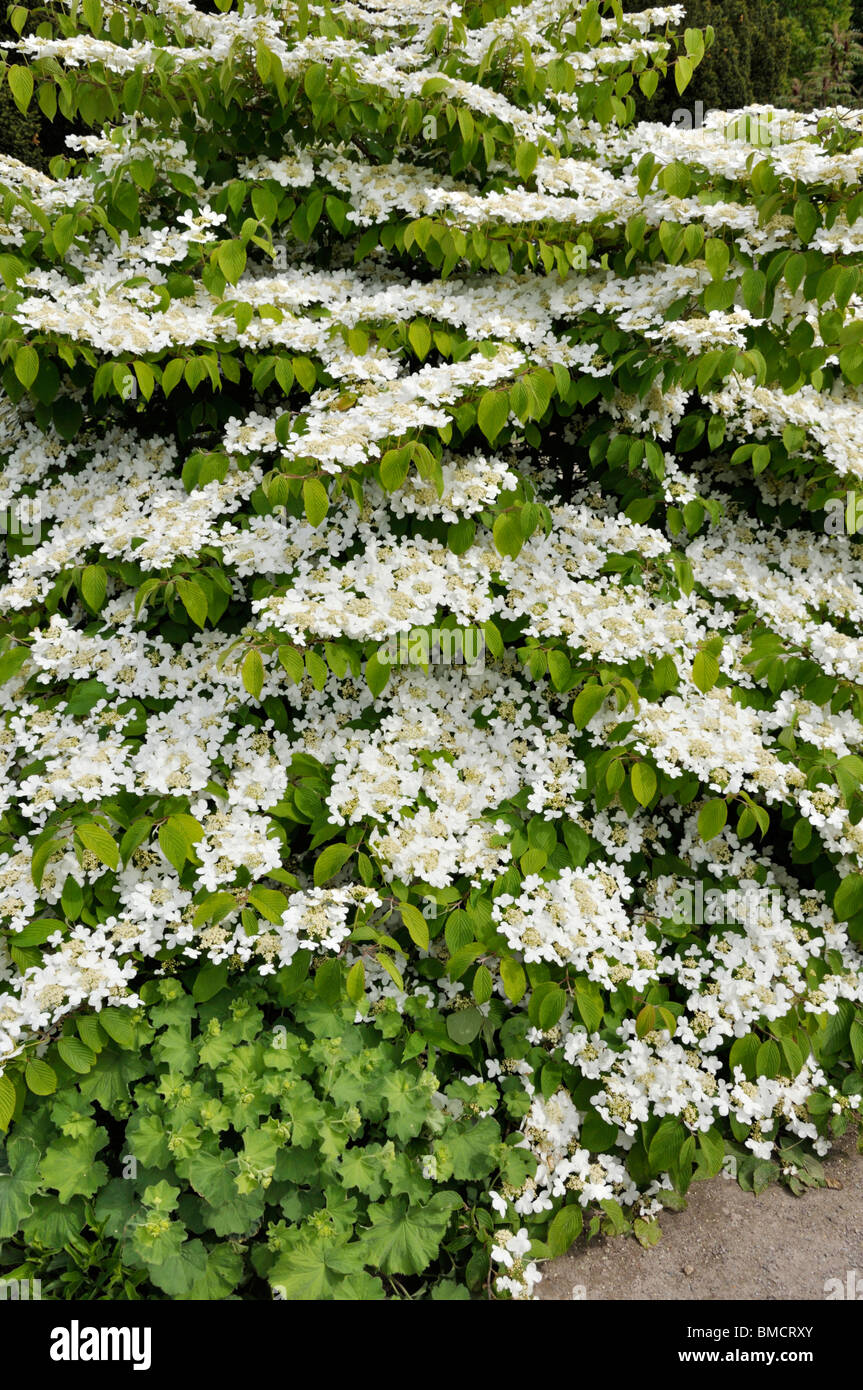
[0,0,863,1298]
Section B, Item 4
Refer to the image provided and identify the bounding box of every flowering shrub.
[1,0,863,1300]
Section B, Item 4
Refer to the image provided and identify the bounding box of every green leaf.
[0,647,28,686]
[630,761,656,807]
[648,1118,685,1173]
[187,1244,245,1300]
[269,1237,366,1299]
[698,799,728,841]
[477,390,510,443]
[25,1058,57,1096]
[76,822,119,870]
[278,645,305,683]
[547,1202,584,1256]
[57,1036,96,1074]
[0,1074,17,1131]
[572,683,608,728]
[217,239,247,284]
[580,1107,618,1152]
[436,1116,500,1180]
[247,886,288,923]
[346,960,365,1006]
[756,1040,781,1079]
[697,1127,726,1177]
[359,1193,460,1275]
[446,1007,482,1044]
[303,477,329,527]
[537,986,566,1030]
[400,903,430,951]
[175,577,208,629]
[574,980,604,1031]
[500,956,526,1004]
[313,842,354,885]
[515,141,538,181]
[158,814,202,873]
[97,1009,136,1048]
[408,320,432,358]
[380,1068,434,1142]
[242,649,264,699]
[692,649,720,694]
[375,952,404,992]
[192,962,229,1002]
[472,963,493,1005]
[793,197,819,244]
[133,360,155,399]
[147,1236,209,1297]
[81,564,107,611]
[0,1137,40,1237]
[492,510,523,558]
[365,651,390,697]
[14,344,38,388]
[835,874,863,922]
[8,64,34,113]
[674,54,693,94]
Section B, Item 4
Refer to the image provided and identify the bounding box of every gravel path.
[539,1131,863,1301]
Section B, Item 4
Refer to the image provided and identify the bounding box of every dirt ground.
[539,1130,863,1301]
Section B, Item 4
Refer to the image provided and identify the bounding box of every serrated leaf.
[692,649,720,693]
[375,952,404,992]
[175,578,208,629]
[400,903,429,951]
[365,651,390,698]
[303,477,329,527]
[698,799,727,841]
[835,874,863,922]
[278,645,305,683]
[25,1059,57,1095]
[499,956,526,1004]
[76,823,119,870]
[477,391,510,443]
[57,1035,96,1074]
[313,842,353,885]
[81,564,107,612]
[14,344,38,387]
[648,1118,685,1173]
[631,761,656,807]
[242,648,264,699]
[0,1074,17,1131]
[572,683,608,728]
[346,960,365,1006]
[548,1202,583,1256]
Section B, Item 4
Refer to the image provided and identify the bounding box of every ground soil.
[539,1130,863,1301]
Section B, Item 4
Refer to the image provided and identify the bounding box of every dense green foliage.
[1,968,537,1298]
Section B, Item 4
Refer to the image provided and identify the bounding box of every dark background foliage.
[623,0,792,124]
[0,12,45,168]
[1,4,82,169]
